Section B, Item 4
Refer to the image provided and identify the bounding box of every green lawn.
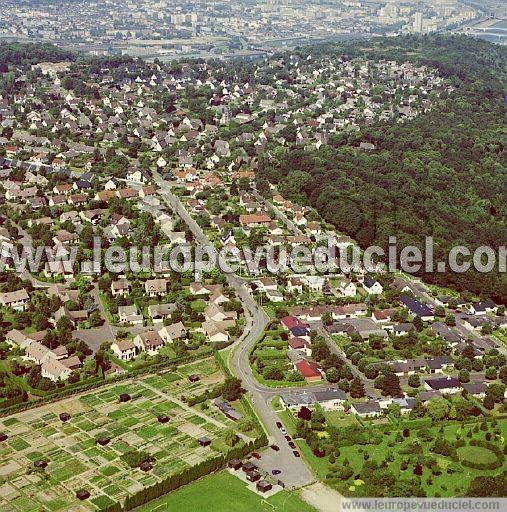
[457,445,498,465]
[136,471,316,512]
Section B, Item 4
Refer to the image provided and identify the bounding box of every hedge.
[0,350,217,417]
[101,435,268,512]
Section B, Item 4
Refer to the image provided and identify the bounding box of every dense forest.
[257,35,506,303]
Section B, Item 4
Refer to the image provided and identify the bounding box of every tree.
[409,399,426,419]
[325,367,340,383]
[445,314,456,326]
[485,366,497,380]
[485,382,505,403]
[434,306,445,317]
[223,429,239,447]
[297,406,312,421]
[468,475,505,497]
[220,377,244,401]
[349,377,365,398]
[483,395,494,410]
[408,374,421,388]
[481,324,493,335]
[413,316,423,332]
[458,369,470,383]
[499,365,507,385]
[426,397,450,421]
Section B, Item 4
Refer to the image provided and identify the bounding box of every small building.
[256,480,273,493]
[96,437,110,446]
[294,359,322,383]
[34,459,48,469]
[351,401,382,418]
[158,414,170,423]
[76,489,90,500]
[188,374,200,383]
[0,433,8,442]
[198,436,211,447]
[59,412,71,422]
[424,376,461,394]
[246,470,261,482]
[228,459,242,470]
[242,461,257,473]
[140,461,152,472]
[119,393,131,403]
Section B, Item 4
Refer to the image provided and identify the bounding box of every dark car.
[293,450,300,457]
[276,422,282,428]
[270,444,280,451]
[272,469,282,476]
[284,435,291,442]
[251,452,261,459]
[288,441,296,449]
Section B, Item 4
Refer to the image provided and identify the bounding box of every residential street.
[154,173,316,489]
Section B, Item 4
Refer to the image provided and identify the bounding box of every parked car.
[271,469,281,476]
[280,427,287,435]
[270,444,280,451]
[293,450,300,457]
[284,435,291,442]
[276,422,282,428]
[288,441,296,449]
[251,452,261,459]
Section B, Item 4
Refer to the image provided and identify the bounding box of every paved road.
[318,327,378,399]
[153,174,315,489]
[252,190,304,236]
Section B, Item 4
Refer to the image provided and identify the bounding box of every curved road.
[154,173,315,488]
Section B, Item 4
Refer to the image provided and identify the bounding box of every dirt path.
[300,482,345,512]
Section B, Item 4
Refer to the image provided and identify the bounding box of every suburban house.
[469,301,497,316]
[111,279,131,297]
[0,288,29,311]
[294,359,322,382]
[158,322,187,343]
[145,278,167,297]
[351,401,382,418]
[134,331,165,355]
[41,358,72,382]
[280,388,346,411]
[148,303,175,324]
[424,376,461,394]
[288,337,312,357]
[400,297,434,322]
[339,279,357,297]
[362,277,383,295]
[111,340,137,361]
[117,305,143,325]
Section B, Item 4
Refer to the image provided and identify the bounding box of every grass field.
[277,406,507,497]
[0,358,252,511]
[137,471,316,512]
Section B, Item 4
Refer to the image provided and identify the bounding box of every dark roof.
[363,277,379,289]
[462,381,487,395]
[76,489,90,500]
[425,376,460,391]
[472,300,496,312]
[400,297,433,317]
[393,322,415,332]
[352,401,381,414]
[313,388,346,402]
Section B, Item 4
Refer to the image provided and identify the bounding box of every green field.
[0,358,254,511]
[137,471,316,512]
[277,407,507,497]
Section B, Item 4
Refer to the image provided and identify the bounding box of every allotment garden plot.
[0,361,247,512]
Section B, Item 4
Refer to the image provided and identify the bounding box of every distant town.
[0,0,505,62]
